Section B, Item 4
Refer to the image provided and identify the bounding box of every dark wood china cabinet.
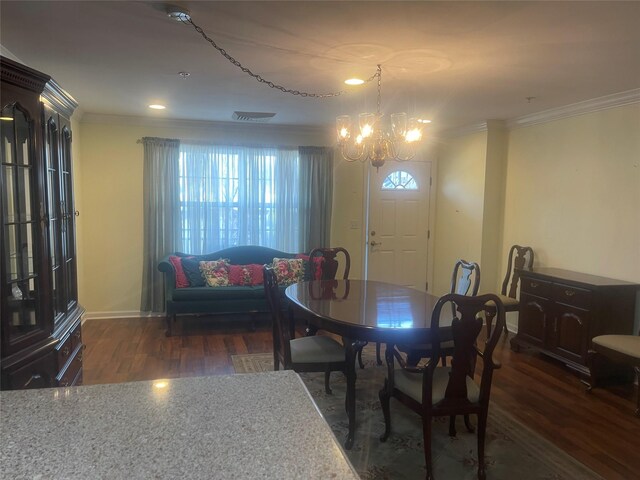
[1,57,84,390]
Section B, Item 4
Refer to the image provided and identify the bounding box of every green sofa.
[158,245,298,336]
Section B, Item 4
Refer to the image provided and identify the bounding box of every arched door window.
[381,170,418,190]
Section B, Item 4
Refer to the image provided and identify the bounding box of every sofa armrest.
[158,255,177,301]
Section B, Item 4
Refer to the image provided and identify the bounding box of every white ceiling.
[1,1,639,132]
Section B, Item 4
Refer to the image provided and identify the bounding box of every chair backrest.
[263,266,292,366]
[309,247,351,280]
[501,245,534,298]
[450,259,480,317]
[450,259,481,296]
[427,293,506,408]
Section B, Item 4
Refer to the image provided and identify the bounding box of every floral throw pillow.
[200,258,230,287]
[272,258,306,286]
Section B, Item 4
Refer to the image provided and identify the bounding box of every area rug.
[232,351,601,480]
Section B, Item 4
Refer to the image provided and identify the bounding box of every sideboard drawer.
[521,277,551,298]
[552,284,592,310]
[57,345,83,388]
[56,332,75,368]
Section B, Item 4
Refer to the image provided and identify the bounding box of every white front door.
[365,161,431,290]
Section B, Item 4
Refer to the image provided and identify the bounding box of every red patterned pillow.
[169,255,190,288]
[229,264,264,286]
[296,254,324,280]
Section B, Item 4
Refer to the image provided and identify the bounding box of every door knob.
[370,241,382,247]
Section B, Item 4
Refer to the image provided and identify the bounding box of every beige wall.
[331,157,366,279]
[78,115,331,316]
[501,104,640,283]
[432,131,488,295]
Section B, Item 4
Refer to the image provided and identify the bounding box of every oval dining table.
[285,279,451,450]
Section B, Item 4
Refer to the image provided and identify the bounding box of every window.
[381,170,418,190]
[178,143,301,253]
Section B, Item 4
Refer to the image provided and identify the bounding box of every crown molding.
[507,88,640,129]
[438,121,488,139]
[80,112,327,135]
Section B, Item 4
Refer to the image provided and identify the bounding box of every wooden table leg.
[343,337,358,450]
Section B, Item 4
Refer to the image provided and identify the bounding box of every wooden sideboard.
[510,268,638,379]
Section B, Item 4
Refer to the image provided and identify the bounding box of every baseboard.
[82,311,164,322]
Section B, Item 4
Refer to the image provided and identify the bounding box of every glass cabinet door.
[45,115,64,322]
[44,113,78,325]
[60,125,78,311]
[1,103,49,353]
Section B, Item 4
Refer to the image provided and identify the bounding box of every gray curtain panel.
[298,146,334,252]
[141,137,181,313]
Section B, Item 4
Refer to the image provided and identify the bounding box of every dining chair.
[379,293,506,480]
[263,266,347,394]
[307,247,372,369]
[309,247,351,280]
[485,245,534,337]
[400,259,481,367]
[587,329,640,417]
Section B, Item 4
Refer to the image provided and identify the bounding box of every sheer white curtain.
[179,143,301,254]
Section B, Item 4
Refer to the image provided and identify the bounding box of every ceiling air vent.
[232,111,276,123]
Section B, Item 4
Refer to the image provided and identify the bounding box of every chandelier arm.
[182,17,378,98]
[339,143,368,162]
[388,141,417,162]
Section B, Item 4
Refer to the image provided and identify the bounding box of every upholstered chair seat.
[393,367,480,405]
[588,333,640,417]
[591,335,640,360]
[290,335,346,364]
[487,294,519,308]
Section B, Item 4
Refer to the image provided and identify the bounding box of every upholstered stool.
[588,334,640,417]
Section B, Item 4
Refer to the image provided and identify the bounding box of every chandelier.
[336,65,424,170]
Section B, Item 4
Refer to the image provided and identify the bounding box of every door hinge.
[427,230,430,239]
[425,282,429,291]
[429,177,432,186]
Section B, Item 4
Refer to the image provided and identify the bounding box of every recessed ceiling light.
[344,78,365,86]
[148,104,166,110]
[417,119,432,124]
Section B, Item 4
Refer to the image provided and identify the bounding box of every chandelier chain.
[182,17,379,98]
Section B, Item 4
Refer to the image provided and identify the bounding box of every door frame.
[360,157,438,292]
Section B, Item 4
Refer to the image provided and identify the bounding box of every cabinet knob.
[74,210,80,217]
[530,282,539,288]
[62,346,70,357]
[565,289,575,297]
[74,330,81,339]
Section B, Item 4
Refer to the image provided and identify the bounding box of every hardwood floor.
[82,316,640,480]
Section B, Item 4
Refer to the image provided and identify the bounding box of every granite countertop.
[0,371,359,480]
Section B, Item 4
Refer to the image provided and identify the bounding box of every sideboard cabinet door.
[517,292,549,349]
